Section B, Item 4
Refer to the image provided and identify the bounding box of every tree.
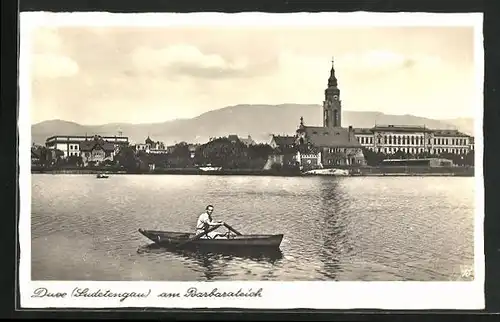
[102,159,116,167]
[38,147,50,167]
[166,142,193,168]
[136,151,154,171]
[393,150,407,160]
[195,138,250,169]
[33,146,59,167]
[67,155,83,167]
[170,142,190,158]
[464,150,474,166]
[361,148,386,166]
[149,153,169,169]
[248,144,274,159]
[115,146,139,170]
[247,144,275,169]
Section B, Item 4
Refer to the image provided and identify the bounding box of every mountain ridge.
[31,104,474,146]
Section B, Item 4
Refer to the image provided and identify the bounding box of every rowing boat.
[137,242,284,261]
[138,229,283,250]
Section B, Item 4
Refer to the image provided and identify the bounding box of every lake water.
[30,174,476,281]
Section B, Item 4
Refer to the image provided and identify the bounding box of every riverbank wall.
[31,165,475,177]
[356,166,474,177]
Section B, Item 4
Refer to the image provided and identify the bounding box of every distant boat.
[198,164,222,172]
[96,173,109,179]
[303,168,350,176]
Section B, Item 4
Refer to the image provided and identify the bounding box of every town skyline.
[29,25,478,125]
[30,104,475,148]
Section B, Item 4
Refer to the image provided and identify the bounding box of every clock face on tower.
[333,95,339,100]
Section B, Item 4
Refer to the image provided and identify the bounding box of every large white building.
[45,135,129,158]
[353,125,473,156]
[135,136,169,154]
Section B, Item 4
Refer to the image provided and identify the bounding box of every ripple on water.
[31,174,475,281]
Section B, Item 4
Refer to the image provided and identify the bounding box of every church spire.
[323,57,342,128]
[328,56,338,87]
[298,116,306,131]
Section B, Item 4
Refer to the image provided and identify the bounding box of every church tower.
[323,57,342,128]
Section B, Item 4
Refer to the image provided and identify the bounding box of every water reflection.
[317,179,347,280]
[137,243,284,281]
[32,175,475,281]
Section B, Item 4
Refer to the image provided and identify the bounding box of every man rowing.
[196,205,231,239]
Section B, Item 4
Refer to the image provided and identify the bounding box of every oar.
[176,224,222,248]
[223,222,242,236]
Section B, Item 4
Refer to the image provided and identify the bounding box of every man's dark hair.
[206,205,214,210]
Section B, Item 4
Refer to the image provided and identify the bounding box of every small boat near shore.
[96,173,109,179]
[303,168,350,176]
[198,164,223,172]
[138,229,283,250]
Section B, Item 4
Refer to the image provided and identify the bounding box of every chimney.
[348,125,353,141]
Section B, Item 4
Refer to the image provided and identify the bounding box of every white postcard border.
[18,11,485,310]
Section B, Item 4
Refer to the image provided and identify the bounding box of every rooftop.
[372,124,433,133]
[350,125,472,137]
[80,136,115,152]
[271,135,296,146]
[45,135,129,142]
[299,126,361,148]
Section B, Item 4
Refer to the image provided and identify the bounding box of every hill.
[31,104,474,146]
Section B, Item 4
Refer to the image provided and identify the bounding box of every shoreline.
[30,166,475,177]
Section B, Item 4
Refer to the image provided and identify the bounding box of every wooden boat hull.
[138,229,283,250]
[138,242,284,261]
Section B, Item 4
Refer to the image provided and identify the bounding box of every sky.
[28,18,478,125]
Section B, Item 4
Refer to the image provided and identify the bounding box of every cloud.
[261,49,471,119]
[30,28,80,79]
[130,44,250,79]
[32,28,63,53]
[273,49,443,92]
[30,27,475,124]
[32,54,80,79]
[273,51,328,96]
[339,50,442,72]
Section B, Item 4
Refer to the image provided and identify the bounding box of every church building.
[267,57,474,169]
[294,59,366,168]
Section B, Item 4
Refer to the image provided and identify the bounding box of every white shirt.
[196,212,214,232]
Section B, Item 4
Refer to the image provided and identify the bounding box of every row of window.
[300,154,318,159]
[358,136,469,146]
[67,152,99,157]
[305,158,361,165]
[366,147,469,154]
[381,136,425,145]
[69,144,122,150]
[327,148,356,153]
[324,159,363,165]
[435,138,468,146]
